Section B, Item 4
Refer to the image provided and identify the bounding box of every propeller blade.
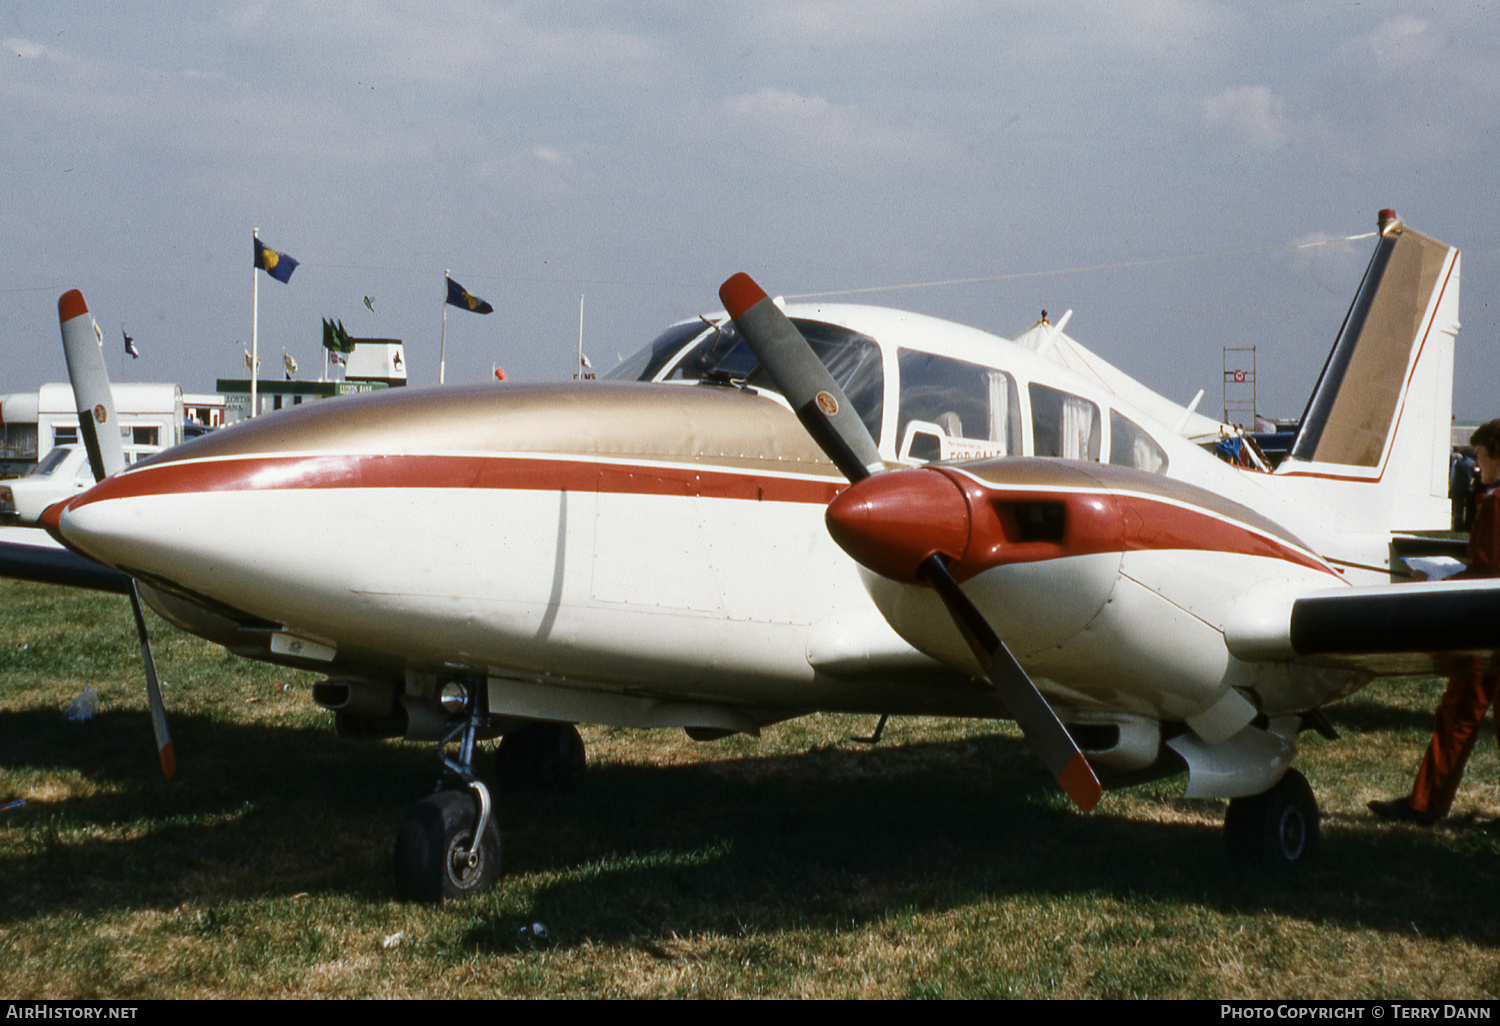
[718,273,885,483]
[128,581,176,780]
[58,290,125,481]
[58,289,176,781]
[919,554,1100,811]
[720,273,1099,811]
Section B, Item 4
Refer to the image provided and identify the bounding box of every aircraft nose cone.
[825,467,971,582]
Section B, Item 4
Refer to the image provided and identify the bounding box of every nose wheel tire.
[1224,768,1320,871]
[394,789,502,902]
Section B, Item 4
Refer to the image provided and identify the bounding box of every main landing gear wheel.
[493,722,587,793]
[394,789,502,903]
[1224,768,1320,871]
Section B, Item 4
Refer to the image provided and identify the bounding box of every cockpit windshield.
[666,318,884,445]
[607,316,885,447]
[604,319,713,383]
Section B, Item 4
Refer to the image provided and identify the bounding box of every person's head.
[1470,419,1500,484]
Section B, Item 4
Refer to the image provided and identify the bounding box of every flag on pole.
[123,329,139,359]
[445,276,493,314]
[322,318,354,353]
[283,349,298,379]
[254,237,299,284]
[244,349,261,370]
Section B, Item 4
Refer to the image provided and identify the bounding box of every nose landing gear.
[394,677,501,902]
[394,786,501,901]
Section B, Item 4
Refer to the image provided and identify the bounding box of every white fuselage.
[51,376,1371,739]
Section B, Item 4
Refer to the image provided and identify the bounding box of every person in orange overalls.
[1370,419,1500,824]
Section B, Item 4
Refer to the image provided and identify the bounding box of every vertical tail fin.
[1272,211,1460,541]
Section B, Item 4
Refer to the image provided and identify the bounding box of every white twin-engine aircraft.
[12,209,1497,902]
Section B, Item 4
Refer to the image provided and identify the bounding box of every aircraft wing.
[1230,578,1500,676]
[0,525,130,594]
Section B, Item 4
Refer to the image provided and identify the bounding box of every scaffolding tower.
[1222,346,1256,428]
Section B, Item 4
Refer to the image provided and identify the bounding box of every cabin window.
[1109,410,1169,474]
[896,350,1020,462]
[53,426,78,447]
[132,426,159,447]
[1029,384,1100,460]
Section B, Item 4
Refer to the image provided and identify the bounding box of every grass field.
[2,579,1500,999]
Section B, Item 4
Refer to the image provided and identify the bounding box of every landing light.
[440,681,469,715]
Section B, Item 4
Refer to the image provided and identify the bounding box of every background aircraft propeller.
[58,290,176,780]
[718,273,1100,812]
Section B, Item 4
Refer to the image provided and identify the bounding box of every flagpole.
[439,270,449,385]
[251,228,261,418]
[576,295,584,380]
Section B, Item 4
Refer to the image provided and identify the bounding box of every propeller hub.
[825,467,971,582]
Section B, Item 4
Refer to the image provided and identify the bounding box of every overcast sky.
[4,2,1497,422]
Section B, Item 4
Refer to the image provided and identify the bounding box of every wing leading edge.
[0,527,130,594]
[1230,579,1500,676]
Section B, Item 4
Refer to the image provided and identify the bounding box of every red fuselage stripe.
[71,453,1328,570]
[70,453,844,508]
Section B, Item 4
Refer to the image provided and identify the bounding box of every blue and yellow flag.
[254,237,299,284]
[446,276,493,314]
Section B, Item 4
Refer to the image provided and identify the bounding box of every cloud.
[467,141,585,202]
[1069,0,1234,56]
[718,86,958,171]
[1324,15,1500,164]
[1341,16,1441,72]
[224,1,664,90]
[737,0,1231,57]
[745,0,969,43]
[2,31,461,189]
[7,37,68,62]
[1200,85,1296,153]
[1282,230,1373,296]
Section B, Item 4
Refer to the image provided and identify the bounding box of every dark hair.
[1470,419,1500,459]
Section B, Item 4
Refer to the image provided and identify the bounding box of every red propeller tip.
[58,289,89,324]
[1059,754,1101,812]
[719,273,768,320]
[159,741,177,781]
